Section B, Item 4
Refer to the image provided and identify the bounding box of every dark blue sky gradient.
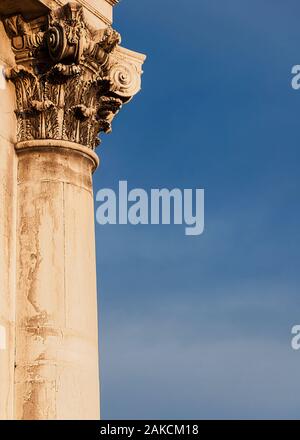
[93,0,300,419]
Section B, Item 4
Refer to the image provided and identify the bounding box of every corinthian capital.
[1,1,145,149]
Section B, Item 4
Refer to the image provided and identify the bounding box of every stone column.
[0,20,18,421]
[15,140,100,419]
[0,0,145,420]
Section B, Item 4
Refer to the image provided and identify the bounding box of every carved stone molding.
[2,2,145,149]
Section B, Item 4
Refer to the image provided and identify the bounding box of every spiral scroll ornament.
[46,24,84,64]
[108,61,141,99]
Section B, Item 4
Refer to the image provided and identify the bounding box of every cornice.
[40,0,116,25]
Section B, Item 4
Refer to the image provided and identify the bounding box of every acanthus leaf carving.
[2,2,145,150]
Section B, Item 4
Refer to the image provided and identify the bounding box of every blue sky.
[93,0,300,419]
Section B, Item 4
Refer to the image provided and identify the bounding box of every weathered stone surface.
[15,141,100,419]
